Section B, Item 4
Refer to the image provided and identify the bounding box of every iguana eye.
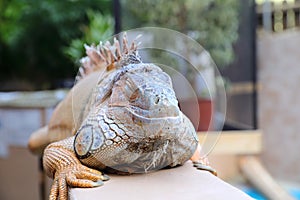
[129,89,140,102]
[124,78,143,102]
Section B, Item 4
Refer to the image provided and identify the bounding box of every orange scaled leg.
[43,138,109,200]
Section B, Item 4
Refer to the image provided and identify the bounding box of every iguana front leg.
[43,136,109,200]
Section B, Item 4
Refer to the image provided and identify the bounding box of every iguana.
[28,34,216,200]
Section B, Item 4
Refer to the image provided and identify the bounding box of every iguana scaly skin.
[28,34,215,200]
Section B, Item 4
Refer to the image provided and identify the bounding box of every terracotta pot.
[179,98,213,131]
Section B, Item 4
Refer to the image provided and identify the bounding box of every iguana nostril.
[155,96,160,104]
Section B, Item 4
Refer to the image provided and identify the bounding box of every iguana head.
[79,33,181,121]
[109,63,180,119]
[74,34,197,172]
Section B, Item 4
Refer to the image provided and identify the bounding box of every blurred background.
[1,0,300,199]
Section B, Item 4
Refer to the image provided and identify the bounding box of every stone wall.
[0,108,54,200]
[258,30,300,182]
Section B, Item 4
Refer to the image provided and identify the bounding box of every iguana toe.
[65,166,108,188]
[193,160,218,176]
[190,145,217,176]
[49,179,59,200]
[49,176,68,200]
[49,165,108,200]
[44,139,109,200]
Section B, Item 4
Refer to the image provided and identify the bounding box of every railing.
[256,0,300,32]
[0,90,67,200]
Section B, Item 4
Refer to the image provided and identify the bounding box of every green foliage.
[64,10,114,63]
[0,0,112,90]
[122,0,239,68]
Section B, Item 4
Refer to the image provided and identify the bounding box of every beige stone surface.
[70,161,252,200]
[258,30,300,182]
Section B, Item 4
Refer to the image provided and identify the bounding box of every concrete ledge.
[70,161,253,200]
[198,130,262,155]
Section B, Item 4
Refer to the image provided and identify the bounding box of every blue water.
[244,188,300,200]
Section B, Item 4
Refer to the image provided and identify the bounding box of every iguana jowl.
[28,34,215,200]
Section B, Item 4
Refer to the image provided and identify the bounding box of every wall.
[0,147,53,200]
[0,108,53,200]
[258,29,300,182]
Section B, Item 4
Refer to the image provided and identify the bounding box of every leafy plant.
[0,0,112,90]
[122,0,239,69]
[64,10,114,63]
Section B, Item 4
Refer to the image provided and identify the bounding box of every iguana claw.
[49,165,108,200]
[193,160,218,176]
[190,144,217,176]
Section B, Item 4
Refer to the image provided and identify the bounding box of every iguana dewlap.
[28,35,214,200]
